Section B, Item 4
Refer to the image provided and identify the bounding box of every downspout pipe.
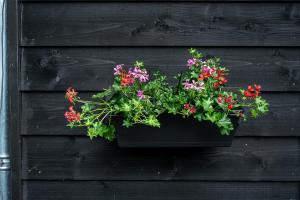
[0,0,10,199]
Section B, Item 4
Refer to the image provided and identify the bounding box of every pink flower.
[129,67,149,83]
[202,65,215,74]
[183,80,204,91]
[137,90,145,99]
[114,64,124,76]
[187,58,197,68]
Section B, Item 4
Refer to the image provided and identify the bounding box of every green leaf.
[135,60,144,68]
[121,103,131,112]
[123,119,132,128]
[87,122,115,141]
[144,115,160,127]
[202,98,214,112]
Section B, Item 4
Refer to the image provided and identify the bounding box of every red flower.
[217,96,223,103]
[184,103,190,109]
[65,87,78,103]
[120,72,135,87]
[64,106,81,122]
[227,105,233,110]
[244,84,261,98]
[217,95,235,110]
[184,103,197,114]
[189,106,197,114]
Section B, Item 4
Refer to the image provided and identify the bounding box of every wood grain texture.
[23,181,299,200]
[21,3,300,46]
[22,137,300,181]
[20,0,300,2]
[21,92,300,137]
[21,47,300,91]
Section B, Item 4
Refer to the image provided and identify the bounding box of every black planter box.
[114,114,239,148]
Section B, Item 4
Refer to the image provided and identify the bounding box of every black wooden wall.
[9,0,300,199]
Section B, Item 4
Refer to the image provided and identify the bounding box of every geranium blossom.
[183,80,205,91]
[183,103,197,114]
[120,73,135,86]
[187,58,198,68]
[65,87,78,103]
[137,90,145,99]
[64,106,81,122]
[114,64,124,75]
[129,67,149,83]
[244,84,261,98]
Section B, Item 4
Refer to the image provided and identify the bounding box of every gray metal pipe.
[0,0,10,199]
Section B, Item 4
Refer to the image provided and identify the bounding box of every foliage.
[64,49,269,140]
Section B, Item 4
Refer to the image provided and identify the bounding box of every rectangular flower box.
[114,115,239,148]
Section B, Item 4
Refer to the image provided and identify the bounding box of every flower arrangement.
[64,49,269,141]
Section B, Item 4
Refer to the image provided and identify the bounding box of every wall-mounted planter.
[114,115,239,148]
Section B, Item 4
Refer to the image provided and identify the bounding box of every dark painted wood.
[16,0,300,199]
[22,137,300,181]
[21,47,300,91]
[23,181,299,200]
[21,3,300,46]
[20,0,300,2]
[21,92,300,137]
[8,0,21,199]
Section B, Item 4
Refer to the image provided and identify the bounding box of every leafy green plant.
[64,49,269,141]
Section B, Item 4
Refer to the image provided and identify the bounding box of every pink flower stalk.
[183,80,205,91]
[187,58,198,68]
[129,67,149,83]
[137,90,145,99]
[114,64,124,76]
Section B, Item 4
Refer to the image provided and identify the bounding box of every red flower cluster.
[120,71,135,87]
[244,84,261,98]
[213,70,228,88]
[184,103,197,114]
[217,95,235,110]
[198,67,216,80]
[64,106,81,122]
[65,88,81,123]
[197,67,227,89]
[65,87,78,103]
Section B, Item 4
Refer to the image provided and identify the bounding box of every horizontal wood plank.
[23,181,299,200]
[20,0,300,2]
[21,3,300,46]
[22,137,300,181]
[21,47,300,91]
[21,92,300,137]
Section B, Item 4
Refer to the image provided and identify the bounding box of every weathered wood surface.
[21,92,300,136]
[22,137,300,181]
[21,3,300,46]
[16,0,300,199]
[23,181,299,200]
[20,0,300,2]
[21,47,300,91]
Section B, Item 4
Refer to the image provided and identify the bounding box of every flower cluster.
[114,63,149,86]
[217,94,235,110]
[244,84,261,98]
[64,49,269,141]
[65,87,78,103]
[64,87,81,123]
[184,103,197,114]
[137,90,145,99]
[129,67,149,83]
[64,106,81,122]
[183,80,205,91]
[187,58,198,68]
